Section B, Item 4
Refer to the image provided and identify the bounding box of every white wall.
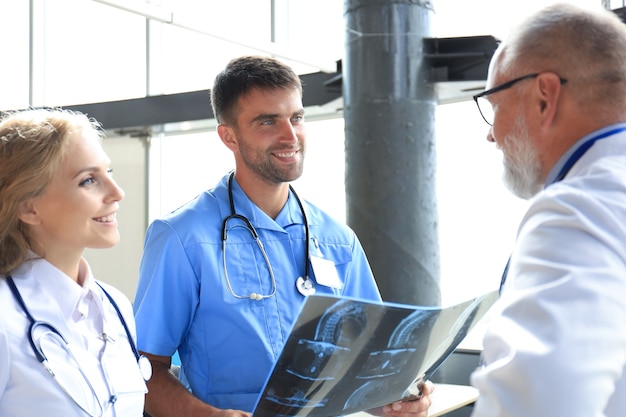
[84,135,148,300]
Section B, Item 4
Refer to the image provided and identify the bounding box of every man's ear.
[217,124,238,152]
[17,199,42,225]
[537,73,563,128]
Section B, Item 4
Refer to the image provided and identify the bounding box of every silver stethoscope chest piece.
[296,276,316,296]
[138,355,153,381]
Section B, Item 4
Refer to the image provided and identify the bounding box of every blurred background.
[1,0,620,306]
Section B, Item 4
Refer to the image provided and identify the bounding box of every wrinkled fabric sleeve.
[133,219,200,357]
[0,319,8,399]
[471,184,626,417]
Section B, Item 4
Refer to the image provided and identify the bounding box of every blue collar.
[545,123,626,186]
[501,123,626,294]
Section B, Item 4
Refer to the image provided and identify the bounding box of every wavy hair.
[0,108,103,275]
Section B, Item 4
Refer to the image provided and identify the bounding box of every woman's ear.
[17,199,41,225]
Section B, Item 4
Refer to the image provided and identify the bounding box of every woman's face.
[22,129,125,258]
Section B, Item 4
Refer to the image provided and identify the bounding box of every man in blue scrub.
[133,56,434,417]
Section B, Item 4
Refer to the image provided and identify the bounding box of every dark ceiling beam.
[63,69,343,132]
[68,89,213,131]
[423,35,499,82]
[51,36,498,132]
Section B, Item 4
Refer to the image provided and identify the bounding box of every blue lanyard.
[500,125,626,293]
[553,125,626,183]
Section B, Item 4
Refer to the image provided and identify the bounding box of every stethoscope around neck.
[222,172,316,300]
[6,275,152,416]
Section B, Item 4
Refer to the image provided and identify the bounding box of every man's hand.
[142,352,250,417]
[378,381,435,417]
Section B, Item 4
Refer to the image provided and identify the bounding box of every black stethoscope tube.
[6,275,151,381]
[7,276,139,362]
[7,276,62,363]
[223,172,315,297]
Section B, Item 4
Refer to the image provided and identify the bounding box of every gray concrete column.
[343,0,440,306]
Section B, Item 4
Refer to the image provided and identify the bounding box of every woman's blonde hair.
[0,108,104,275]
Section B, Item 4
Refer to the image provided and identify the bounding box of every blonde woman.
[0,108,149,417]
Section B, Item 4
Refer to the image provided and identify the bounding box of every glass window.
[0,1,29,110]
[152,118,347,221]
[435,101,529,305]
[164,0,270,40]
[150,24,265,95]
[33,0,147,106]
[272,0,345,75]
[1,0,551,308]
[153,0,272,94]
[152,130,232,219]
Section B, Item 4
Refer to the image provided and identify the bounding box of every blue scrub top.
[133,173,381,411]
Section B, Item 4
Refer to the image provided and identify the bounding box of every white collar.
[12,256,102,324]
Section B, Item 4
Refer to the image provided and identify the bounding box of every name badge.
[310,255,343,289]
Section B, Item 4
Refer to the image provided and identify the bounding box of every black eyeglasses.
[472,73,568,126]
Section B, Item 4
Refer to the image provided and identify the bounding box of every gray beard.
[501,116,543,200]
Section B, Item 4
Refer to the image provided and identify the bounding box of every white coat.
[471,125,626,417]
[0,257,146,417]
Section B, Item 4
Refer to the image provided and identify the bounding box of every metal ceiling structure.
[64,35,499,134]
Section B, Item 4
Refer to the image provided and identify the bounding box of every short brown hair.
[210,55,303,125]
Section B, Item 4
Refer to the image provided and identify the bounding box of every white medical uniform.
[471,125,626,416]
[0,257,146,417]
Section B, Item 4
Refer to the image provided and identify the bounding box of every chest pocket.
[310,240,353,294]
[222,231,278,300]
